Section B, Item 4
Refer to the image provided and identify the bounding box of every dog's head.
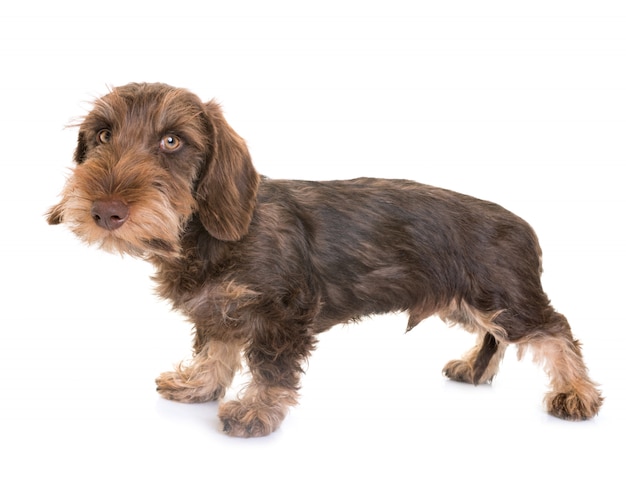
[47,83,259,258]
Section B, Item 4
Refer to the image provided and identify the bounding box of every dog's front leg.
[156,340,242,403]
[218,321,315,437]
[218,382,299,438]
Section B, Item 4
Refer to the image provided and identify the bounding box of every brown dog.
[48,83,602,437]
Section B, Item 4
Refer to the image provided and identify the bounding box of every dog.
[47,82,603,437]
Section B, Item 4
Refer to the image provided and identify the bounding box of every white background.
[1,1,625,475]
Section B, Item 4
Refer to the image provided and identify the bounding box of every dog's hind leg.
[515,309,603,420]
[443,331,508,385]
[439,303,509,385]
[443,295,603,419]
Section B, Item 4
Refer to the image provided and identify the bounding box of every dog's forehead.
[85,83,205,132]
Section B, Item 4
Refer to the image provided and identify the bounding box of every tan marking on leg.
[443,332,508,384]
[218,383,299,438]
[518,336,603,420]
[441,300,509,384]
[156,341,242,403]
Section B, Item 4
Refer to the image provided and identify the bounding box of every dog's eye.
[160,135,182,152]
[97,129,112,144]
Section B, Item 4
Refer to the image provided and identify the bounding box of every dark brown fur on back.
[48,83,603,437]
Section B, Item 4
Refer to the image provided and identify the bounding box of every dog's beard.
[55,184,185,260]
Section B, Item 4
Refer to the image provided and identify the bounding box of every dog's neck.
[149,214,236,305]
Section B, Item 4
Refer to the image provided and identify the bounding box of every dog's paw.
[545,389,603,421]
[155,370,225,403]
[218,400,285,438]
[442,359,474,384]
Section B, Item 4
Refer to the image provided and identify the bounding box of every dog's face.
[47,83,259,258]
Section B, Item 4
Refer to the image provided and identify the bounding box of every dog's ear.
[46,202,64,225]
[73,131,88,164]
[196,100,259,241]
[47,127,88,225]
[47,129,88,225]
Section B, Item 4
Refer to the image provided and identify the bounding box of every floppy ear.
[73,130,88,164]
[46,130,88,225]
[196,100,259,241]
[46,202,64,225]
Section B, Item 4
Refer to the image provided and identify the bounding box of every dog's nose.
[91,199,129,230]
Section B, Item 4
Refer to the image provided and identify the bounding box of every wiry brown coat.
[48,83,602,437]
